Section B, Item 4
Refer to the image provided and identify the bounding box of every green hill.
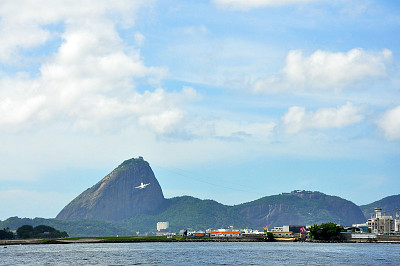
[359,194,400,218]
[234,190,366,227]
[120,196,249,232]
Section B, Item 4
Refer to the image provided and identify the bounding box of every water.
[1,242,399,265]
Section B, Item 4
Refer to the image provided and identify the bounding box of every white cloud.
[377,106,400,140]
[282,102,363,134]
[0,0,204,137]
[0,0,151,63]
[212,0,316,11]
[134,32,146,47]
[254,48,393,93]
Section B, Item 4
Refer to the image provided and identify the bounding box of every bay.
[1,242,399,265]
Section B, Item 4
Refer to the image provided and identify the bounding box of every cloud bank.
[254,48,393,93]
[377,106,400,140]
[0,0,202,137]
[282,102,363,134]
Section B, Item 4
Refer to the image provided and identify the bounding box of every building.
[367,208,395,235]
[270,225,289,232]
[352,223,369,233]
[270,226,293,237]
[287,225,306,234]
[185,230,206,237]
[210,229,240,238]
[157,221,169,231]
[271,231,293,238]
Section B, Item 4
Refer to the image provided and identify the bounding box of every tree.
[34,225,56,234]
[16,225,34,239]
[308,222,343,241]
[16,225,69,239]
[0,227,14,240]
[266,232,275,242]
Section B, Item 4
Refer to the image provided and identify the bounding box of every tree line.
[0,225,68,240]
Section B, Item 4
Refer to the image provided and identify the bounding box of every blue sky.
[0,0,399,220]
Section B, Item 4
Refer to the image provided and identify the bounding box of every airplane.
[135,182,150,189]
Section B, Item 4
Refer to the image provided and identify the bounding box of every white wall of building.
[157,221,169,231]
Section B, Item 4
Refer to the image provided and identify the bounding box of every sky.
[0,0,399,220]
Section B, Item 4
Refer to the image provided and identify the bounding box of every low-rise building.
[186,231,206,238]
[271,231,293,237]
[210,229,240,238]
[270,225,293,237]
[270,225,289,232]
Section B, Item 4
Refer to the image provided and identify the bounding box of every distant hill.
[359,194,400,218]
[120,191,366,232]
[234,191,366,227]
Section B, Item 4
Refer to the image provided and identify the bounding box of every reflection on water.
[1,242,400,265]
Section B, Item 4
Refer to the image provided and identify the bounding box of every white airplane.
[135,182,150,189]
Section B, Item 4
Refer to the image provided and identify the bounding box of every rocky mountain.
[56,157,166,221]
[55,157,370,233]
[359,194,400,219]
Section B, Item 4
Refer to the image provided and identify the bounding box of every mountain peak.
[56,157,166,221]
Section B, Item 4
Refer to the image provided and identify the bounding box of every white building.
[157,221,169,231]
[270,225,293,237]
[367,208,395,235]
[271,231,293,237]
[270,225,290,232]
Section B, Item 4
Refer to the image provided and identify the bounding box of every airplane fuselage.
[135,182,150,189]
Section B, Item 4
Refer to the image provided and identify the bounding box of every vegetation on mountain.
[359,194,400,219]
[121,196,249,232]
[234,191,366,227]
[308,222,344,241]
[0,190,367,237]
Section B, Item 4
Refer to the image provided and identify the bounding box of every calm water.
[1,242,399,265]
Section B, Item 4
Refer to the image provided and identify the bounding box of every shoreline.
[2,237,400,245]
